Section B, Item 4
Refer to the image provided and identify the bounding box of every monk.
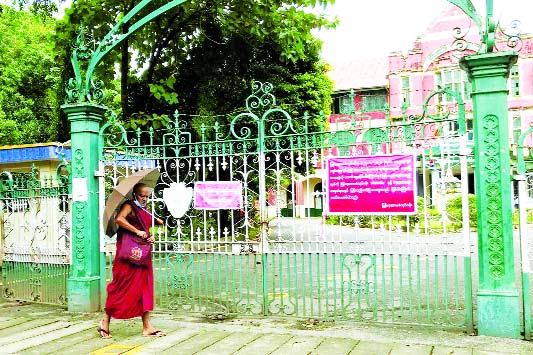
[98,183,165,338]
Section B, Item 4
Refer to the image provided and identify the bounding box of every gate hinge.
[513,174,526,182]
[94,170,104,177]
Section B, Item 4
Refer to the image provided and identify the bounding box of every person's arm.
[115,203,147,239]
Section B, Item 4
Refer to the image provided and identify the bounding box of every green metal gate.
[515,127,533,339]
[99,81,474,328]
[0,161,71,305]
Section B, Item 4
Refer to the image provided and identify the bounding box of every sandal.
[97,320,112,339]
[143,330,166,337]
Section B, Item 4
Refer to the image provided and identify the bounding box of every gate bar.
[516,174,531,339]
[460,134,474,333]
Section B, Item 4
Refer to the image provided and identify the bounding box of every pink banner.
[327,155,417,215]
[194,181,242,210]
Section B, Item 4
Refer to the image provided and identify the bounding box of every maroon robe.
[105,201,154,319]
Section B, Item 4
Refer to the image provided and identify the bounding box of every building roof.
[328,57,389,92]
[0,141,157,169]
[0,142,71,164]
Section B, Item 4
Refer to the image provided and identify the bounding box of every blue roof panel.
[0,146,72,163]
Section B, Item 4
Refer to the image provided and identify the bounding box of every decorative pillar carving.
[63,103,107,312]
[461,51,520,338]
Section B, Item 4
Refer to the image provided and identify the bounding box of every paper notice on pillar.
[72,177,88,202]
[194,181,242,210]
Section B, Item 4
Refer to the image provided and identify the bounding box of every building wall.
[330,89,388,131]
[0,143,70,184]
[0,160,64,181]
[387,5,533,146]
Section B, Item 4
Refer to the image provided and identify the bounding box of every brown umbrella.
[102,168,160,236]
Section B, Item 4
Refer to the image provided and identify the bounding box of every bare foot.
[142,329,166,337]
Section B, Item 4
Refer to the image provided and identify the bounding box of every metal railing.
[99,82,473,329]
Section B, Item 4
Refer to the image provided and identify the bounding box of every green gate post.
[61,0,190,312]
[63,103,107,312]
[461,52,520,338]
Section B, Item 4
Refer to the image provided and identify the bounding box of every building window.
[510,64,520,97]
[401,77,410,106]
[437,68,471,102]
[331,94,353,114]
[361,94,387,112]
[466,117,473,131]
[513,115,522,144]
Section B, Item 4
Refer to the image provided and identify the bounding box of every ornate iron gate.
[100,82,473,328]
[0,162,71,305]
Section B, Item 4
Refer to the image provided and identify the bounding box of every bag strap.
[129,201,151,237]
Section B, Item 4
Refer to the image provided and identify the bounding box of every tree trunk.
[120,0,136,120]
[121,30,129,120]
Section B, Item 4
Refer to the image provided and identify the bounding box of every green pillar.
[62,103,107,312]
[460,52,520,338]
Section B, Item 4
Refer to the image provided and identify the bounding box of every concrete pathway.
[1,301,533,355]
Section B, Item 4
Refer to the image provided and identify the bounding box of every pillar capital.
[460,51,518,80]
[61,104,107,135]
[62,103,107,120]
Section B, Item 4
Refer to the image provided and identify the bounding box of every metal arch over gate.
[99,82,473,328]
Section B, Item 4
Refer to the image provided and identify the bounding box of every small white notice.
[72,177,88,202]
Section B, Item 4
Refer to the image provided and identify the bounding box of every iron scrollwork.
[447,0,524,55]
[65,0,190,104]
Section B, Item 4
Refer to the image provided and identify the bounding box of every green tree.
[0,5,62,145]
[11,0,60,17]
[55,0,335,131]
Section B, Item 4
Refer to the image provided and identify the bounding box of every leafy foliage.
[55,0,336,133]
[0,5,62,145]
[11,0,61,18]
[446,194,477,228]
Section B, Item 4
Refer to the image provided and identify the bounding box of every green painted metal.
[446,0,524,55]
[419,87,466,135]
[448,0,527,336]
[62,0,191,312]
[460,134,475,334]
[460,52,520,338]
[97,81,473,328]
[2,262,69,305]
[447,0,483,40]
[446,0,493,52]
[0,163,70,199]
[66,0,190,104]
[144,252,469,325]
[62,104,106,312]
[515,123,533,340]
[516,126,533,175]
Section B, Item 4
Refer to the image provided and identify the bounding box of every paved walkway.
[1,301,533,355]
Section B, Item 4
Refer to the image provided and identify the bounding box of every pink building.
[328,57,389,131]
[387,5,533,146]
[323,4,533,209]
[328,4,533,146]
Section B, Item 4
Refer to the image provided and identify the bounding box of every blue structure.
[0,143,71,164]
[0,142,156,169]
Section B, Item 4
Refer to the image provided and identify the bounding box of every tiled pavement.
[1,301,533,355]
